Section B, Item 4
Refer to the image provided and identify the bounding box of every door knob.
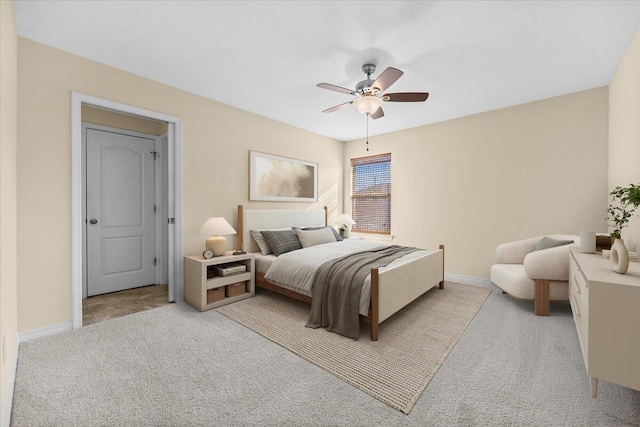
[89,218,98,224]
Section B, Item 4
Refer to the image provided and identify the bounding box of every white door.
[86,128,156,296]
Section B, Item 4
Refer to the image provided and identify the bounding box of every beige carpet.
[217,281,491,414]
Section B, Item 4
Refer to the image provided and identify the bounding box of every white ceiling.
[13,1,640,142]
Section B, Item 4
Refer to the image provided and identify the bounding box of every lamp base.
[206,236,227,257]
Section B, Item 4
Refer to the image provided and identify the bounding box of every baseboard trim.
[445,273,492,287]
[18,322,73,343]
[1,334,19,427]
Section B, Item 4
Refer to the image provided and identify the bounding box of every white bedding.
[263,239,431,315]
[254,253,277,274]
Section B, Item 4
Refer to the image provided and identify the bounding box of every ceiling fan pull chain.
[366,115,369,151]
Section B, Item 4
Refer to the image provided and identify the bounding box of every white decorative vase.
[610,238,629,274]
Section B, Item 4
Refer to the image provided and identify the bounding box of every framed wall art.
[249,151,318,202]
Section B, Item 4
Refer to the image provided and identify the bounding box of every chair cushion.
[491,264,569,301]
[535,236,574,251]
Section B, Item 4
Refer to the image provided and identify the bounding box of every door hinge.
[168,218,175,224]
[154,257,158,266]
[151,151,158,160]
[154,204,157,213]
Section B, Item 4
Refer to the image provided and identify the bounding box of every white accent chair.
[490,235,580,316]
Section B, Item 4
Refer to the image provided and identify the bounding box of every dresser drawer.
[569,253,589,362]
[570,292,589,362]
[570,255,588,292]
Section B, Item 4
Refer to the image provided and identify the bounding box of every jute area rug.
[218,281,491,414]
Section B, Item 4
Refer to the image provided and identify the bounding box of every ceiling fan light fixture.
[353,95,383,115]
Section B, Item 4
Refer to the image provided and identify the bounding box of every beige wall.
[0,0,18,422]
[82,105,168,135]
[17,38,344,332]
[344,88,609,279]
[609,29,640,252]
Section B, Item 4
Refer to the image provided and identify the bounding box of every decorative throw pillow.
[261,230,302,257]
[535,237,574,251]
[294,227,337,248]
[249,228,290,255]
[293,225,343,241]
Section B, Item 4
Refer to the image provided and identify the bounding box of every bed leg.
[370,268,379,341]
[439,244,445,289]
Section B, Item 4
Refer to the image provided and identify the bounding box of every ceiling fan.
[317,64,429,119]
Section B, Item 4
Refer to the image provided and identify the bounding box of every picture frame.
[249,151,318,202]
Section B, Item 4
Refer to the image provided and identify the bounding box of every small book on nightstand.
[601,249,639,261]
[213,263,247,276]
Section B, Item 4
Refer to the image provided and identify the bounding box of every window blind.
[351,153,391,235]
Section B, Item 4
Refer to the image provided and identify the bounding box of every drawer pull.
[571,295,581,317]
[572,276,582,294]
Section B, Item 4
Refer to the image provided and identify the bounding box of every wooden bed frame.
[236,205,444,341]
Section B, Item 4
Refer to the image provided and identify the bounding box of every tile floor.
[82,284,172,326]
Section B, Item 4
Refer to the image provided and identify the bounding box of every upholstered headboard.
[237,205,327,253]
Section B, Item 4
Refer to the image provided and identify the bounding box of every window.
[351,153,391,235]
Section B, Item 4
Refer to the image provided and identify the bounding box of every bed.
[236,205,445,341]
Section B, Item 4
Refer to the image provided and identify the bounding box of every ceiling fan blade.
[322,101,353,113]
[317,83,355,95]
[370,107,384,120]
[371,67,404,92]
[383,92,429,102]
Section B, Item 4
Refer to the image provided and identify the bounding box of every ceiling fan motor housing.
[356,64,380,95]
[356,78,377,95]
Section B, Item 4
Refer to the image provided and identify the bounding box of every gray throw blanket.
[306,245,419,339]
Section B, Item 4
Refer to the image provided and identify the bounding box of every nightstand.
[183,251,255,311]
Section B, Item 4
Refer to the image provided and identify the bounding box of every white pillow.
[250,228,291,255]
[294,227,337,248]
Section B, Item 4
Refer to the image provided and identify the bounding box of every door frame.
[81,123,167,298]
[71,92,183,329]
[155,132,169,286]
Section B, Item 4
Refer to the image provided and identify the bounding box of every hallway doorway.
[71,93,184,329]
[82,284,171,325]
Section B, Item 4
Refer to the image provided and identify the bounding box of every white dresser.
[569,251,640,397]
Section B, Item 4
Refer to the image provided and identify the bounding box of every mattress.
[262,240,431,315]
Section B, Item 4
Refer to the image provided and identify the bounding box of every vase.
[580,230,596,253]
[610,238,629,274]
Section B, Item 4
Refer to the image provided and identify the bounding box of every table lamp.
[198,217,237,256]
[335,214,356,238]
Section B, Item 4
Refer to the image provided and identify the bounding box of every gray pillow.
[535,237,574,251]
[261,230,302,257]
[250,227,291,255]
[294,227,337,248]
[293,226,343,241]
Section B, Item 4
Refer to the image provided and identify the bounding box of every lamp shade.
[198,217,236,256]
[353,95,383,115]
[197,217,237,236]
[335,214,356,227]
